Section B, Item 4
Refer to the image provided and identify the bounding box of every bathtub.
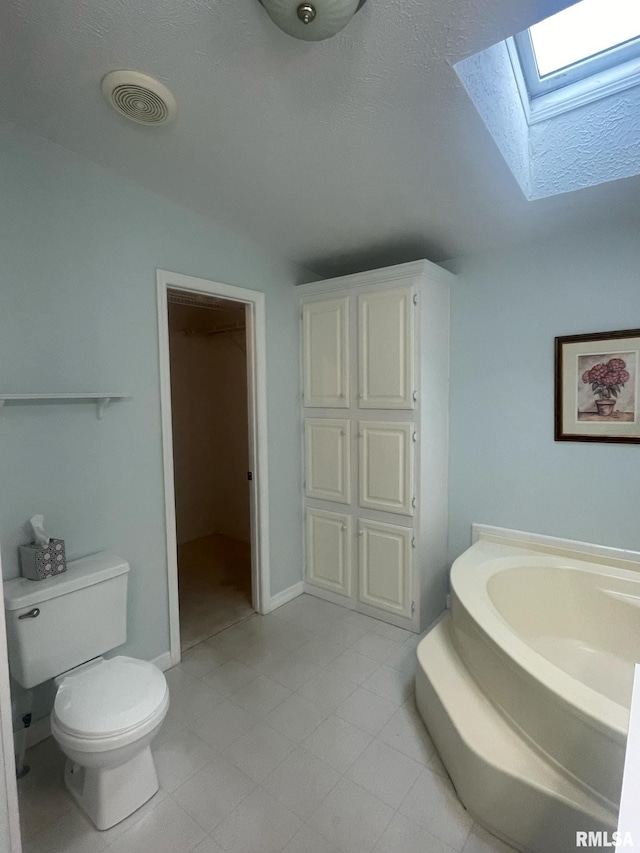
[415,528,640,853]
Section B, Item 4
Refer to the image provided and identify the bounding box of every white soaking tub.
[416,528,640,853]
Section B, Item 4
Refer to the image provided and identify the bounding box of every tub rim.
[451,531,640,741]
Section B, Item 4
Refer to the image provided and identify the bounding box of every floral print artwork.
[577,352,636,421]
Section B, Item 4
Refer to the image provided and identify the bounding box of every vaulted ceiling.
[1,0,639,277]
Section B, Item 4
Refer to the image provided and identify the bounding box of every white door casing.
[358,518,413,618]
[157,270,271,666]
[358,421,414,516]
[306,508,352,597]
[0,549,21,853]
[358,287,414,409]
[303,298,350,408]
[305,418,350,504]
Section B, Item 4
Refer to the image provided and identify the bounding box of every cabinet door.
[305,419,350,504]
[306,508,352,596]
[358,287,414,409]
[303,298,350,408]
[358,519,413,618]
[358,421,414,516]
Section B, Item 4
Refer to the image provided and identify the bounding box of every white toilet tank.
[3,553,129,689]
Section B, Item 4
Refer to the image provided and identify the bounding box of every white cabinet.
[358,519,413,618]
[358,287,414,409]
[302,298,350,408]
[299,260,453,631]
[358,421,413,516]
[305,418,350,504]
[306,508,352,596]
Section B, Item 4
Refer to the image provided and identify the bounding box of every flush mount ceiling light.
[101,71,177,125]
[257,0,367,41]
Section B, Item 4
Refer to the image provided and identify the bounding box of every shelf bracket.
[96,397,111,420]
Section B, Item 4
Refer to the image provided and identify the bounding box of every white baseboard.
[269,582,304,612]
[152,652,173,672]
[18,715,51,750]
[302,583,355,610]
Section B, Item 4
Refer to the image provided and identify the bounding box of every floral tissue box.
[19,539,67,581]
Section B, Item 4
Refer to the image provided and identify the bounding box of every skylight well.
[453,0,640,200]
[514,0,640,106]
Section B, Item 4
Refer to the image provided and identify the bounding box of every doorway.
[168,290,253,650]
[157,271,271,666]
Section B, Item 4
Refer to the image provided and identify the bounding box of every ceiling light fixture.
[257,0,367,41]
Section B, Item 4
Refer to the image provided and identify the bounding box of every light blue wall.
[0,120,305,678]
[448,225,640,563]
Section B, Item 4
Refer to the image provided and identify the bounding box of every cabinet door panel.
[358,287,414,409]
[306,508,351,596]
[305,418,350,504]
[358,519,412,618]
[359,421,413,516]
[303,298,350,408]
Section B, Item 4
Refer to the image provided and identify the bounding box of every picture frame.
[555,328,640,443]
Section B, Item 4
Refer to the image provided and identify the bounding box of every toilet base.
[64,745,159,830]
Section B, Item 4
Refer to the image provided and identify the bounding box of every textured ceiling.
[1,0,639,277]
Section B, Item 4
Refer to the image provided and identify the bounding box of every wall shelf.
[0,394,132,420]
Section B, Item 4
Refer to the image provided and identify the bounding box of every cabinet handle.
[340,430,346,436]
[413,391,418,402]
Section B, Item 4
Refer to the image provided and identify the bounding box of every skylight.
[530,0,640,78]
[511,0,640,112]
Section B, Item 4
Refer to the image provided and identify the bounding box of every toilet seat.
[52,656,169,752]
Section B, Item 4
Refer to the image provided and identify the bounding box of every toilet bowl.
[51,656,169,830]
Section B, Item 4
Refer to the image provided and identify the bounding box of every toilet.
[3,553,169,830]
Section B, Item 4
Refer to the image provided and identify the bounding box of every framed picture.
[555,328,640,443]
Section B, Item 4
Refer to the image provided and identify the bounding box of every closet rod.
[182,324,246,337]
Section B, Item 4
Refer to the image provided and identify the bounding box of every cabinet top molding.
[296,259,455,294]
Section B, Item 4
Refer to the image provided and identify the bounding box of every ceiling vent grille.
[101,71,177,125]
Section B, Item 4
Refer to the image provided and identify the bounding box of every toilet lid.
[53,656,168,738]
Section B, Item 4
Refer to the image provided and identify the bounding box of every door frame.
[0,549,22,852]
[157,270,271,666]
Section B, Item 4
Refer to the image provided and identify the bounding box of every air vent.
[101,71,177,125]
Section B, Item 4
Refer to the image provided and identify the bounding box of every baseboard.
[269,582,304,612]
[303,583,355,610]
[152,651,173,672]
[17,715,51,750]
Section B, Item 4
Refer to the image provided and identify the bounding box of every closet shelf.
[0,394,132,420]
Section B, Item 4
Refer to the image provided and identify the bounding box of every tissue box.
[19,539,67,581]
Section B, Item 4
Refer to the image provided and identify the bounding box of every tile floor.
[178,534,253,651]
[18,594,516,853]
